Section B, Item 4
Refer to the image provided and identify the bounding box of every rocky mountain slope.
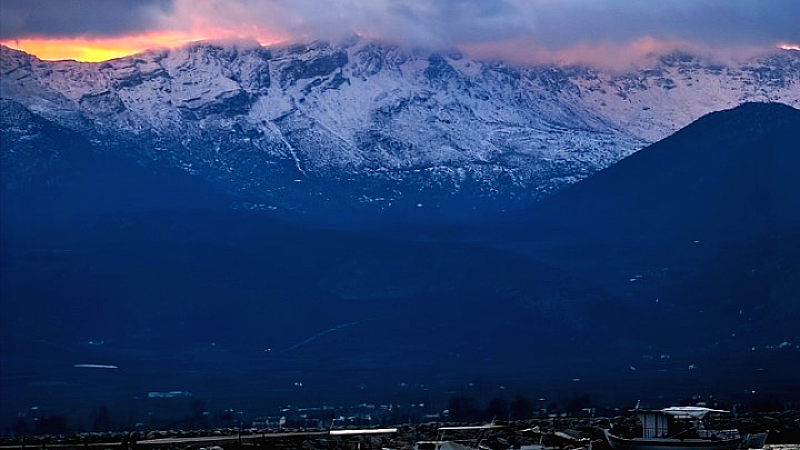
[2,39,799,219]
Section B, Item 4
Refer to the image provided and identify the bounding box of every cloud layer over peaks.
[2,0,798,66]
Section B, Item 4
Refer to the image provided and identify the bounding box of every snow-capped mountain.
[2,38,798,218]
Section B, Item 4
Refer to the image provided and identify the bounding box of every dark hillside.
[528,102,800,240]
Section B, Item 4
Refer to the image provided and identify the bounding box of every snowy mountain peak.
[1,41,799,218]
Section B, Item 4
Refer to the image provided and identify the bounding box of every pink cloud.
[460,36,781,71]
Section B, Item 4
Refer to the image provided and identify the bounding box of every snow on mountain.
[1,39,798,217]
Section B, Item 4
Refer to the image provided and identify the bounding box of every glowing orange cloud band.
[1,31,284,62]
[2,34,187,61]
[2,31,795,65]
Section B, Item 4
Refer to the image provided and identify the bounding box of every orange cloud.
[1,30,284,62]
[3,29,788,67]
[2,33,191,61]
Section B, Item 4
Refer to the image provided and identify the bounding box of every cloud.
[2,0,798,65]
[459,36,779,71]
[0,0,173,40]
[525,0,800,49]
[157,0,540,49]
[162,0,799,68]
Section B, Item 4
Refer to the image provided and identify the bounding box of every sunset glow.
[0,1,797,65]
[1,33,196,62]
[1,31,284,62]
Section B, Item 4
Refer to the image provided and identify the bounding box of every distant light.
[148,391,192,398]
[74,364,119,369]
[778,43,800,51]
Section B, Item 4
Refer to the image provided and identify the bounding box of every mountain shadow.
[466,103,800,402]
[525,102,800,241]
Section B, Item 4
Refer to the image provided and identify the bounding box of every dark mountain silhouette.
[1,99,239,233]
[527,102,800,241]
[471,103,800,398]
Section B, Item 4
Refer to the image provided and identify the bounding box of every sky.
[1,0,799,66]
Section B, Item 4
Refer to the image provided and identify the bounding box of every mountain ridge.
[524,102,800,241]
[2,40,798,221]
[474,102,800,357]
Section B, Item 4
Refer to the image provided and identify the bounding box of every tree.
[448,396,478,421]
[93,406,112,431]
[565,394,592,415]
[35,415,68,435]
[510,395,533,419]
[485,398,509,421]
